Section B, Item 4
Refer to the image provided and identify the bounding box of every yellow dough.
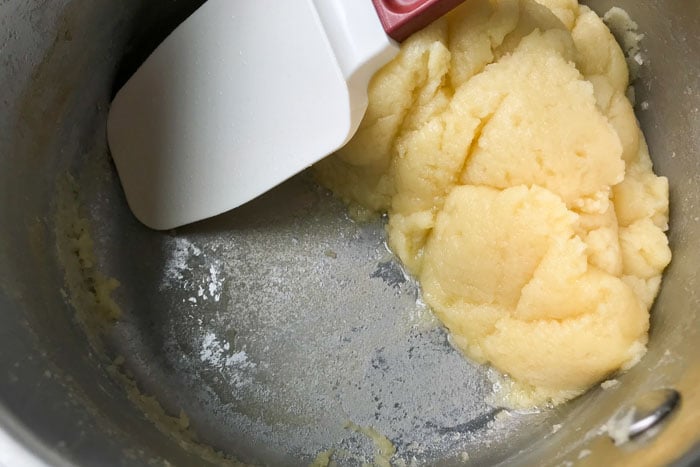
[315,0,670,406]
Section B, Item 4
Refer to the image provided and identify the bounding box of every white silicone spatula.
[107,0,465,230]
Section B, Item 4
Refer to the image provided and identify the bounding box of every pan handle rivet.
[606,388,681,445]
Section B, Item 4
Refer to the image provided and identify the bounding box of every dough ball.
[315,0,671,406]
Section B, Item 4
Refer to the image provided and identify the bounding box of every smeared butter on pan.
[316,0,670,407]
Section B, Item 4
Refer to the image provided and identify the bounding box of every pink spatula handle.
[372,0,467,42]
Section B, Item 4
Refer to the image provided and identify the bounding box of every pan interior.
[1,0,698,466]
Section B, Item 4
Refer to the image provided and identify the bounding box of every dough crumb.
[309,449,335,467]
[604,406,637,445]
[345,422,396,467]
[601,379,621,390]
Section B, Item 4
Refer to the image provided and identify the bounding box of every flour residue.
[199,331,257,390]
[161,236,225,305]
[163,237,202,282]
[206,264,223,302]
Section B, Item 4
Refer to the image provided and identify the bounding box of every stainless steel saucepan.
[0,1,698,465]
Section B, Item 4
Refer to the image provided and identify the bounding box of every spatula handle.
[372,0,467,42]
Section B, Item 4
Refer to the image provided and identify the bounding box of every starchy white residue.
[162,237,202,283]
[161,236,226,305]
[603,7,646,80]
[199,332,257,389]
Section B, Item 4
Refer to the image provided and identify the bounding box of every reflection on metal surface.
[627,388,681,439]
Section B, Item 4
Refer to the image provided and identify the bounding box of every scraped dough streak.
[316,0,670,406]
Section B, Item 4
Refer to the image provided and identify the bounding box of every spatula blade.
[108,0,371,229]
